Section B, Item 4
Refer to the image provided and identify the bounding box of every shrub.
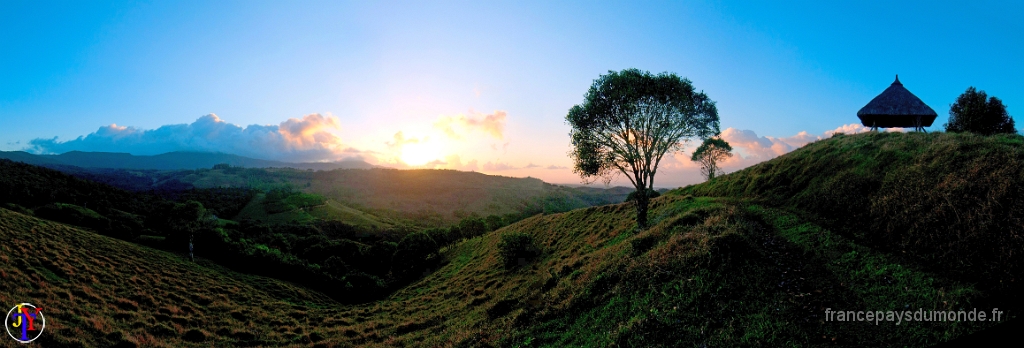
[484,214,505,231]
[497,231,540,269]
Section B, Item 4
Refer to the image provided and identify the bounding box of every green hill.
[10,157,632,228]
[3,131,1019,346]
[175,166,630,227]
[307,168,627,226]
[678,131,1024,287]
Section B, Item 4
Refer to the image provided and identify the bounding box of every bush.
[458,217,487,239]
[497,232,540,269]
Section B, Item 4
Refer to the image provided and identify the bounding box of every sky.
[2,0,1021,188]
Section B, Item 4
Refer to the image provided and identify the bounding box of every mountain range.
[0,150,375,171]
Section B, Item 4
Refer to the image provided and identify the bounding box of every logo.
[6,303,45,343]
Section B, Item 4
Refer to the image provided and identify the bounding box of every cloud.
[26,113,355,162]
[434,110,507,140]
[482,161,518,171]
[441,154,479,172]
[546,165,568,170]
[825,123,907,136]
[278,113,342,148]
[385,131,421,149]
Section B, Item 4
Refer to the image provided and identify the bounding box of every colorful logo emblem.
[6,303,45,343]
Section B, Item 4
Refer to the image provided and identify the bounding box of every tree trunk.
[635,190,650,230]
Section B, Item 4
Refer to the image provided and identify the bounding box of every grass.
[2,131,1020,346]
[677,131,1024,287]
[0,194,1008,347]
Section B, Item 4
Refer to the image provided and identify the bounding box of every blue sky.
[1,0,1021,187]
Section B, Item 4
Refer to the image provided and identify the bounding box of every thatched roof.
[857,75,937,128]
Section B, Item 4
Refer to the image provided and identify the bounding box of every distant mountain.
[0,150,376,171]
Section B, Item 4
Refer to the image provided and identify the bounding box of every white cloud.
[825,123,908,136]
[26,114,356,162]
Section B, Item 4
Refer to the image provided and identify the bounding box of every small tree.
[944,87,1016,135]
[168,201,211,240]
[691,138,733,181]
[497,231,539,269]
[566,69,719,229]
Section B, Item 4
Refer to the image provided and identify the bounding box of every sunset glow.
[400,140,443,167]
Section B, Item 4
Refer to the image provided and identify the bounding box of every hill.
[2,191,1003,346]
[305,169,629,226]
[0,150,375,171]
[27,161,632,227]
[678,131,1024,287]
[3,131,1019,346]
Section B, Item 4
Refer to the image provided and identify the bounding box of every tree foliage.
[944,87,1016,135]
[624,188,661,203]
[566,68,719,228]
[691,137,733,181]
[496,231,539,269]
[166,200,214,246]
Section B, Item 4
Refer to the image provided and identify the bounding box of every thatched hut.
[857,75,937,132]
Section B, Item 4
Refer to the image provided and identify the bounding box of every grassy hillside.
[0,208,339,347]
[2,195,1000,347]
[308,168,627,226]
[4,132,1018,346]
[678,131,1024,288]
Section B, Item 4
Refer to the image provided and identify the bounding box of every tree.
[944,87,1016,135]
[691,137,733,181]
[167,200,213,252]
[566,69,720,229]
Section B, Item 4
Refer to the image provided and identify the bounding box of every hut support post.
[914,116,926,133]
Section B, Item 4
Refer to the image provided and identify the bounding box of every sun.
[400,141,442,166]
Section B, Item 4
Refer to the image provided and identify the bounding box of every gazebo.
[857,75,937,132]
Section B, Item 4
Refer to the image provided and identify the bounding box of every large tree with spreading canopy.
[566,68,719,229]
